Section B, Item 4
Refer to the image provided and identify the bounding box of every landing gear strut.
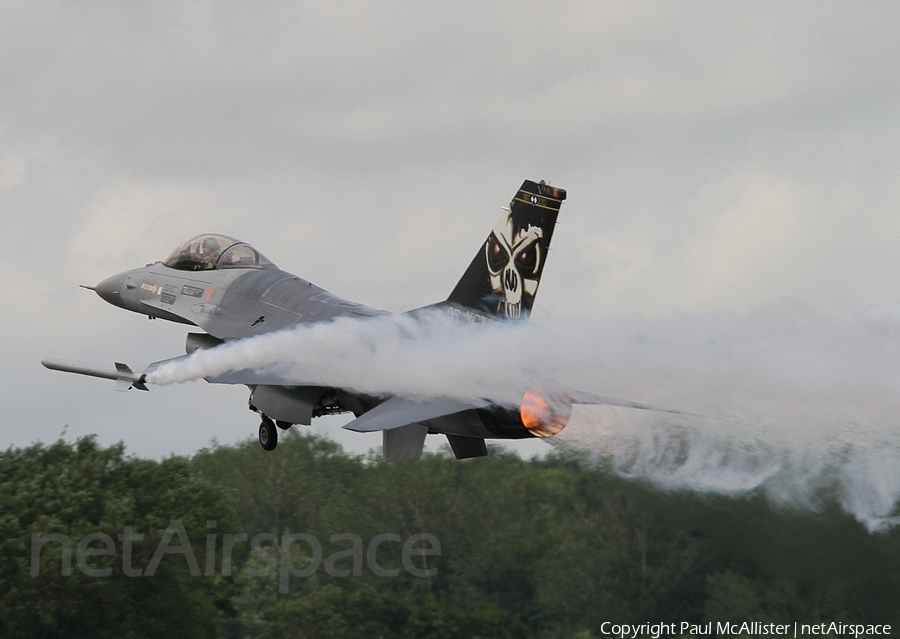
[258,416,277,451]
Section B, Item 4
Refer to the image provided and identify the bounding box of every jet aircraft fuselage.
[45,180,681,460]
[95,235,385,339]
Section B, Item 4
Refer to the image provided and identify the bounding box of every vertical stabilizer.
[448,180,566,319]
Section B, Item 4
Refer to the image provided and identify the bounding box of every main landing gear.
[257,415,295,451]
[258,416,277,451]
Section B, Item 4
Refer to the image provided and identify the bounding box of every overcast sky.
[4,1,900,459]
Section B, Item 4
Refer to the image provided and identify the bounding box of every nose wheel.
[258,416,277,451]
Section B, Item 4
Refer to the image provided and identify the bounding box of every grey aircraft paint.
[44,180,684,460]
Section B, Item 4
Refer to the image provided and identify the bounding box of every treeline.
[1,432,899,638]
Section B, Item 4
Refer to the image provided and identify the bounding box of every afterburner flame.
[520,385,572,437]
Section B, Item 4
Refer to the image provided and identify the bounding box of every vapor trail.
[147,311,556,407]
[148,304,900,531]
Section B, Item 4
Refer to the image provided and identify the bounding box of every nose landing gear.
[258,416,277,451]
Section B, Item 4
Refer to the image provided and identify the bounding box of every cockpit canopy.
[163,234,275,271]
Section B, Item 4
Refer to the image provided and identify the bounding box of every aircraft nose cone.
[95,273,127,307]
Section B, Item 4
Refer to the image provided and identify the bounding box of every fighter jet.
[44,180,681,461]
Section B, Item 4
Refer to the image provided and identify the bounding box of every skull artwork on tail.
[445,180,565,321]
[485,213,543,318]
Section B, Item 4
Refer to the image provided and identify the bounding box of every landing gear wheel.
[258,417,277,451]
[275,420,293,430]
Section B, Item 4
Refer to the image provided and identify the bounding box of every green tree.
[0,437,233,639]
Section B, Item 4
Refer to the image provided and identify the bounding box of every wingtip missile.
[41,358,148,391]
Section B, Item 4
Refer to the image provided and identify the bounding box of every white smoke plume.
[147,310,554,406]
[148,305,900,531]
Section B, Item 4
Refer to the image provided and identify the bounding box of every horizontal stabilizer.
[343,395,486,432]
[567,388,696,416]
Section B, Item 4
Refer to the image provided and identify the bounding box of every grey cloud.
[5,3,900,177]
[4,1,900,460]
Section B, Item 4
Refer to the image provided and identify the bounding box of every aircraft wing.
[342,396,489,432]
[141,351,492,432]
[142,354,299,386]
[341,387,694,434]
[140,352,693,418]
[141,354,191,377]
